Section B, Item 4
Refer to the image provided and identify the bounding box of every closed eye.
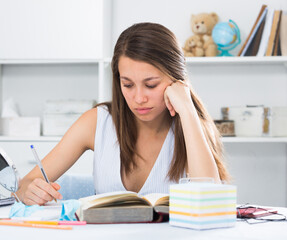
[146,84,157,89]
[123,84,157,89]
[123,84,133,88]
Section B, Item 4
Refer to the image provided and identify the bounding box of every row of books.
[238,5,287,57]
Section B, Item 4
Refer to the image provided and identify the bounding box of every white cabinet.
[0,0,112,59]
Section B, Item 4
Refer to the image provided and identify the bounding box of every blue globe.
[212,20,241,56]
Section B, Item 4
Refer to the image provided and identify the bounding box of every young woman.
[16,22,229,205]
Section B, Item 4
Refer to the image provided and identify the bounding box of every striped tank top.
[93,105,178,195]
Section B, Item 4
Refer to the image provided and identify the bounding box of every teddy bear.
[190,12,219,57]
[182,35,204,57]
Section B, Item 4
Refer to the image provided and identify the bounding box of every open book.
[75,191,169,223]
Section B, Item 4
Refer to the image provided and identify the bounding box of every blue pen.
[30,145,57,202]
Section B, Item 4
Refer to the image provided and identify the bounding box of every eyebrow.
[119,76,161,82]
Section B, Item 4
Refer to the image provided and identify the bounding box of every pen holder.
[169,179,237,230]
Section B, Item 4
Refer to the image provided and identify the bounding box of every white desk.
[1,205,287,240]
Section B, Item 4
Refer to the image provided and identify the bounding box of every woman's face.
[118,56,173,123]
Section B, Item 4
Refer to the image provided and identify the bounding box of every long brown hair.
[99,22,230,182]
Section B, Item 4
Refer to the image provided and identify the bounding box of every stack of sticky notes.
[169,182,237,230]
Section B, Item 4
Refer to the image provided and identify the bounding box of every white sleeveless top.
[93,106,178,195]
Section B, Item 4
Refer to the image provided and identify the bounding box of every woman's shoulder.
[78,104,112,134]
[96,104,110,114]
[82,103,110,120]
[81,107,98,120]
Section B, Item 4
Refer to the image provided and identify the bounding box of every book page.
[280,14,287,56]
[80,191,148,210]
[80,191,133,203]
[142,193,169,206]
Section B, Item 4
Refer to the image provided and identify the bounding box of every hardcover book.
[256,8,275,56]
[266,10,282,56]
[75,191,169,223]
[238,5,267,56]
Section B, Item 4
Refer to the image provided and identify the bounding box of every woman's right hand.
[19,178,63,206]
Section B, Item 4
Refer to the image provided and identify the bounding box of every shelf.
[0,136,61,142]
[185,56,287,66]
[0,56,286,66]
[0,136,286,143]
[222,137,287,143]
[0,59,102,65]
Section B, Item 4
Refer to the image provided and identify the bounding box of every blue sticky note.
[59,200,81,221]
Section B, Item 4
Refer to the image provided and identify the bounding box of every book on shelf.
[75,191,169,224]
[239,5,285,57]
[273,11,282,56]
[265,10,282,56]
[280,13,287,56]
[238,5,267,56]
[244,15,266,56]
[256,8,275,56]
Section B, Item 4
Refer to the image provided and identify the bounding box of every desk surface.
[1,205,287,240]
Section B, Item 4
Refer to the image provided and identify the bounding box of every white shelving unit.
[0,0,287,207]
[0,56,286,118]
[0,56,286,176]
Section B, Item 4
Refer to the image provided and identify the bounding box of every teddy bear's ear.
[210,12,219,23]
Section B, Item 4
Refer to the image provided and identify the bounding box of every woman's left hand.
[164,80,194,117]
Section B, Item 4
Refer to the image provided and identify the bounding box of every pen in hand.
[30,145,58,203]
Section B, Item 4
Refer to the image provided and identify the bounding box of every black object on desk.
[0,196,15,207]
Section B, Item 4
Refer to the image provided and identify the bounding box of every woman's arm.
[16,108,98,205]
[164,82,220,182]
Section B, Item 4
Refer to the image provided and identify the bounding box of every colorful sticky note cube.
[169,182,237,230]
